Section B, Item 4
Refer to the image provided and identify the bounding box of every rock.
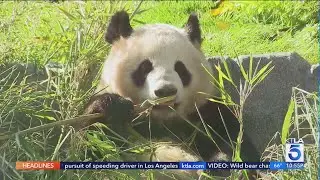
[0,63,47,87]
[0,62,97,91]
[207,52,318,156]
[0,63,62,130]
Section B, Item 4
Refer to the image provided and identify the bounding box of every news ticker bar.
[16,161,304,170]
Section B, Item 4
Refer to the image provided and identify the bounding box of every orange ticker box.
[16,161,60,170]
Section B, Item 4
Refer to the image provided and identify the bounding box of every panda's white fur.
[96,23,215,121]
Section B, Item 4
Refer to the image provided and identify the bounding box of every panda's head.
[97,11,215,121]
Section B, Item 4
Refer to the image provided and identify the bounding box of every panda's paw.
[207,151,232,178]
[210,151,231,162]
[84,93,134,125]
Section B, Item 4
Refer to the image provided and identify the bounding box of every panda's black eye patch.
[132,59,153,87]
[175,61,191,86]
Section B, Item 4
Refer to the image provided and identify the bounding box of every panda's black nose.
[154,85,177,98]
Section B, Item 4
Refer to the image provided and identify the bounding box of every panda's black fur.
[83,11,261,179]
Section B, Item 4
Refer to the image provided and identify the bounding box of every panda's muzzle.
[154,85,177,98]
[153,84,179,109]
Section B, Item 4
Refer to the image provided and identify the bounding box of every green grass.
[0,1,318,180]
[0,1,318,65]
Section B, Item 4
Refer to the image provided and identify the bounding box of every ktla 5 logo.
[285,138,304,162]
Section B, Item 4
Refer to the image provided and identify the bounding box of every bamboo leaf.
[281,98,295,144]
[208,98,237,106]
[239,63,249,82]
[217,65,225,100]
[249,55,253,80]
[255,66,274,85]
[251,61,273,84]
[222,60,236,86]
[215,65,234,85]
[33,114,56,121]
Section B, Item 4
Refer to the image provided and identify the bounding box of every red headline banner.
[16,161,60,170]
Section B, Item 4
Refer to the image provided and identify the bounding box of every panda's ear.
[105,11,133,44]
[184,13,202,46]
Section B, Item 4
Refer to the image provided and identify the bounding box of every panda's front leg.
[81,93,134,136]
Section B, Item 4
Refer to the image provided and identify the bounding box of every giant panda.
[83,11,260,179]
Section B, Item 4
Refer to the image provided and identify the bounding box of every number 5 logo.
[288,144,301,160]
[286,144,304,162]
